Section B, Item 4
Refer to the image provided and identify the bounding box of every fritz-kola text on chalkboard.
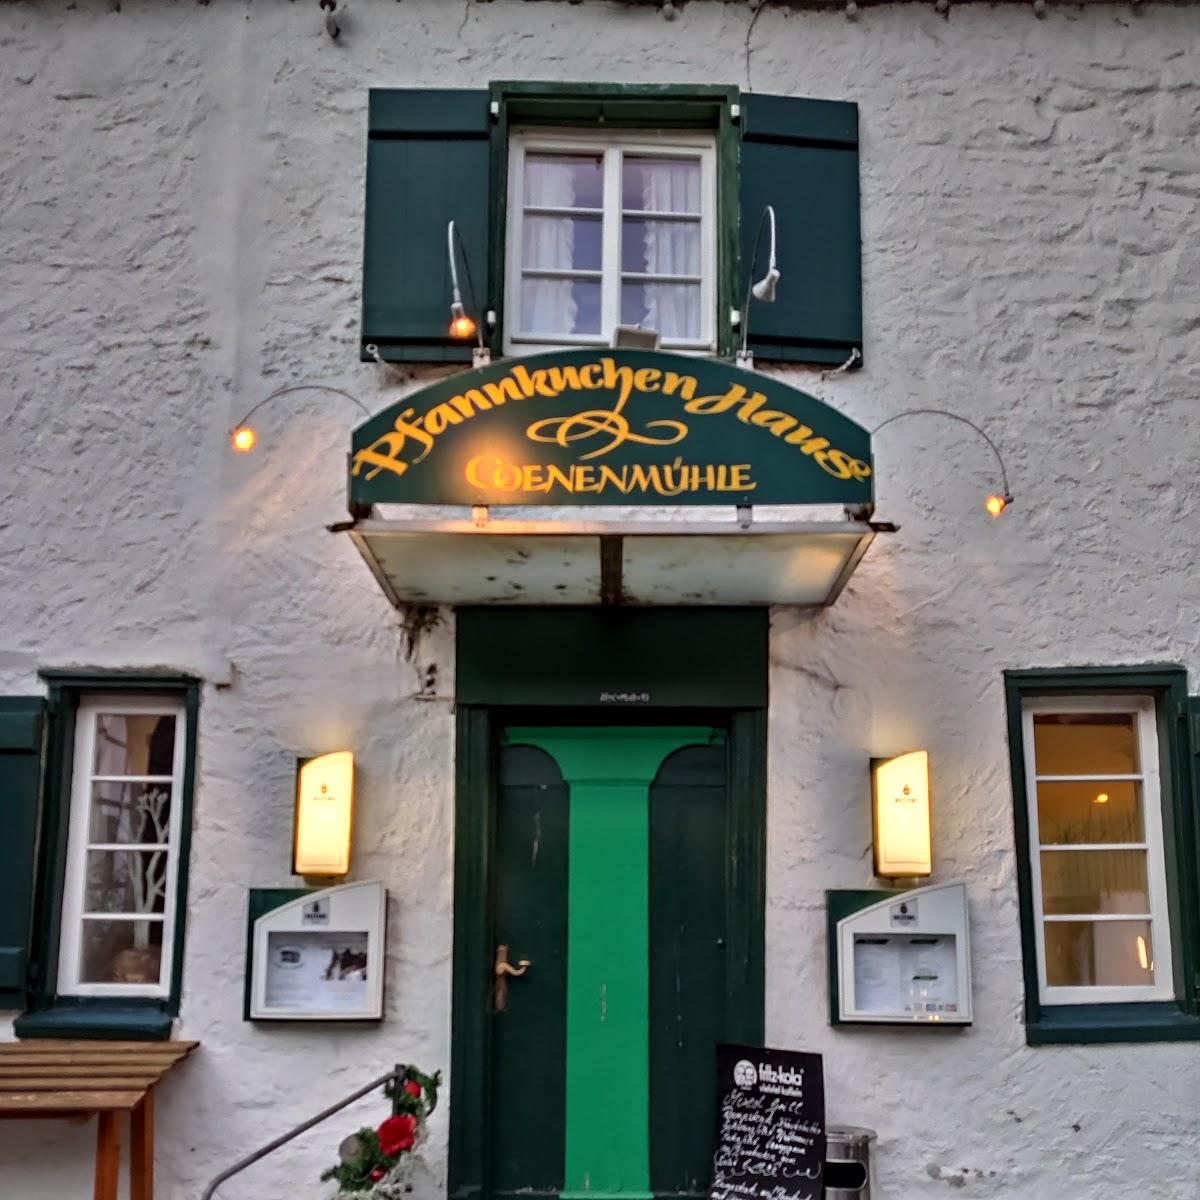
[710,1044,826,1200]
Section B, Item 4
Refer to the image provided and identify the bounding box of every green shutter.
[362,89,492,363]
[0,697,44,1004]
[739,94,862,366]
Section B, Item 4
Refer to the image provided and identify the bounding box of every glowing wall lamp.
[871,750,932,879]
[871,409,1014,518]
[446,220,490,366]
[293,751,355,877]
[228,385,370,456]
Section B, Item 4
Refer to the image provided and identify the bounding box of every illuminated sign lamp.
[293,751,355,877]
[446,220,488,367]
[871,750,932,878]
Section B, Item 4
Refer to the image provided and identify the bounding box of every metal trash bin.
[824,1125,875,1198]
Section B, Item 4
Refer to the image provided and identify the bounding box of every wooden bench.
[0,1039,197,1200]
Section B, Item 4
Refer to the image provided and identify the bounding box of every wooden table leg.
[131,1091,154,1200]
[94,1110,120,1200]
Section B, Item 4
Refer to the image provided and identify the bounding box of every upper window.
[505,131,717,353]
[57,695,189,999]
[1020,695,1174,1004]
[362,85,862,367]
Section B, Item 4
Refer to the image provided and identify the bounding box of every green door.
[489,726,729,1200]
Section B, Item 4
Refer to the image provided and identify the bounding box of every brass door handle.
[495,944,531,977]
[493,944,531,1011]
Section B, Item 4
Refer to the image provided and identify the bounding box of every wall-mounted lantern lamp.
[871,750,932,878]
[293,750,355,877]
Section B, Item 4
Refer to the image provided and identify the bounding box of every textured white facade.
[2,1,1199,1197]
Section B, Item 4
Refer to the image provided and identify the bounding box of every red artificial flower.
[369,1167,386,1182]
[377,1113,418,1156]
[403,1080,421,1097]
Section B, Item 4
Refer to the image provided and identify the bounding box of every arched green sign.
[349,349,872,507]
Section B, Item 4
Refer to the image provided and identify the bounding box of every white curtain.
[638,159,701,341]
[522,156,578,336]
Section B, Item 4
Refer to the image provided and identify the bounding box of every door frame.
[448,703,765,1200]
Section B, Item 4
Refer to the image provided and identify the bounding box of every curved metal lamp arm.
[231,384,371,435]
[871,407,1013,500]
[448,219,485,350]
[740,204,775,358]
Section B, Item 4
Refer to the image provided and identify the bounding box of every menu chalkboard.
[710,1044,826,1200]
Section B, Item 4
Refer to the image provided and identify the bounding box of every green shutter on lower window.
[739,93,862,366]
[362,89,492,363]
[0,697,45,1005]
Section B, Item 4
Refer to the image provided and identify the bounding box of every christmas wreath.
[322,1067,441,1196]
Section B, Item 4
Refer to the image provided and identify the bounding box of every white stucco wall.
[1,1,1198,1197]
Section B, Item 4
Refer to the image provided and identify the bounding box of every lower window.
[10,673,199,1040]
[1021,695,1173,1003]
[57,696,188,998]
[1006,667,1200,1044]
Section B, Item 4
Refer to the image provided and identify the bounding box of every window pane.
[521,215,602,272]
[524,153,603,210]
[621,281,701,341]
[93,713,176,777]
[622,156,701,214]
[86,849,169,915]
[1032,712,1138,776]
[78,918,164,986]
[1036,780,1143,845]
[1044,919,1155,987]
[88,782,173,844]
[520,277,601,337]
[621,218,701,276]
[1040,849,1149,915]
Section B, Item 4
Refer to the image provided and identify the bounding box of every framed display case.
[827,882,972,1026]
[245,879,386,1021]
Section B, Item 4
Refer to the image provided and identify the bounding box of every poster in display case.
[827,882,972,1026]
[245,880,386,1021]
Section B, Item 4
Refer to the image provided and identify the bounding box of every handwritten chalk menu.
[710,1044,825,1200]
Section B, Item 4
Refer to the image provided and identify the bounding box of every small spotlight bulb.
[232,426,257,453]
[448,301,477,342]
[985,493,1009,518]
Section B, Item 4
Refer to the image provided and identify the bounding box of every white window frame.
[1022,694,1175,1005]
[57,695,188,999]
[505,128,718,354]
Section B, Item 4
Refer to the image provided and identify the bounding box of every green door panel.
[463,716,759,1200]
[507,729,717,1200]
[649,741,728,1197]
[490,744,570,1198]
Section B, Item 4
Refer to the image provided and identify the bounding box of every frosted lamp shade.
[872,751,932,877]
[294,751,355,876]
